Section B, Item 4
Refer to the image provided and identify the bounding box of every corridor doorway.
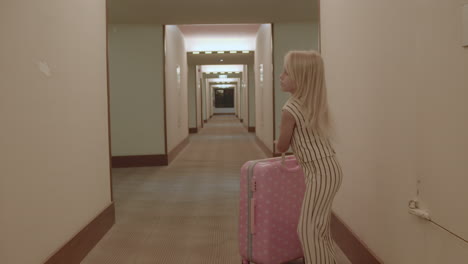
[214,88,234,108]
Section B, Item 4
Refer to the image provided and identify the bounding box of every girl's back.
[282,96,335,164]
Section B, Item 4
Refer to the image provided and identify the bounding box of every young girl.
[276,51,343,264]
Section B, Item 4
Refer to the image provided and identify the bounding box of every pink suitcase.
[239,155,306,264]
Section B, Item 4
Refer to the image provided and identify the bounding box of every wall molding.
[189,127,198,134]
[168,136,190,163]
[213,113,235,116]
[331,213,383,264]
[111,137,189,168]
[112,154,168,167]
[255,135,273,157]
[45,203,115,264]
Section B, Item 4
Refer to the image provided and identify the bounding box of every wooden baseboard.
[112,155,168,168]
[189,127,198,134]
[331,213,382,264]
[168,136,189,164]
[213,113,235,115]
[248,127,255,132]
[45,203,115,264]
[111,137,188,168]
[255,136,273,157]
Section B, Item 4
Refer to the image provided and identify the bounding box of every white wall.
[0,1,111,263]
[188,64,197,128]
[321,0,468,263]
[273,22,320,145]
[165,25,189,151]
[108,24,165,155]
[255,24,274,151]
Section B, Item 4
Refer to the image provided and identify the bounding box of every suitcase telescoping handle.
[250,198,255,234]
[280,153,301,173]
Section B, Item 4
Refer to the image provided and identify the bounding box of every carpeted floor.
[82,116,351,264]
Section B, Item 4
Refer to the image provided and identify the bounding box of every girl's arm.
[276,110,296,153]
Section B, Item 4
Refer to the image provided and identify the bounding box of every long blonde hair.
[284,50,333,139]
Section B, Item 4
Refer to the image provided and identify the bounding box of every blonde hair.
[284,50,333,139]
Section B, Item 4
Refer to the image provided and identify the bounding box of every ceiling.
[108,0,319,24]
[189,53,254,66]
[180,24,260,52]
[179,24,260,39]
[207,77,239,83]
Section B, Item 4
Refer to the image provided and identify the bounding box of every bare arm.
[276,110,296,153]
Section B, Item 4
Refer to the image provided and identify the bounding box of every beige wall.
[188,64,197,128]
[273,22,320,143]
[165,25,189,151]
[248,63,256,127]
[236,78,241,117]
[236,82,240,117]
[196,66,202,129]
[0,1,111,264]
[321,0,468,263]
[201,75,206,121]
[108,24,165,155]
[241,65,249,126]
[208,82,213,117]
[203,78,209,120]
[255,24,274,151]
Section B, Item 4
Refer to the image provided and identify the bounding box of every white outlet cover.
[463,4,468,47]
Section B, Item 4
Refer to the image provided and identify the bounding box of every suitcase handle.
[250,198,255,234]
[280,154,302,173]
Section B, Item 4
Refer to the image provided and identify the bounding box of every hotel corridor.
[81,116,349,264]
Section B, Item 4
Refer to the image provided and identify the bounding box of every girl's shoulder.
[283,96,302,111]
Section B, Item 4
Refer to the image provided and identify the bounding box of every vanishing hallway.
[82,116,350,264]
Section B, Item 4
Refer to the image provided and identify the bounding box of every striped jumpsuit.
[282,97,343,264]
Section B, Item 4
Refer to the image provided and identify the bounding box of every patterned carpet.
[82,116,350,264]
